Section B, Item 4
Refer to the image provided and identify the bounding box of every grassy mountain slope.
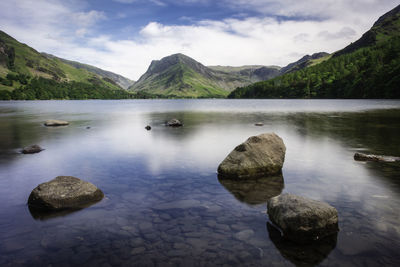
[0,30,133,99]
[208,65,281,83]
[42,53,134,89]
[129,53,254,98]
[228,5,400,99]
[280,52,330,74]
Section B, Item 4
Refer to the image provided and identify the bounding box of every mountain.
[130,53,249,98]
[334,4,400,57]
[129,54,283,98]
[208,65,281,83]
[0,30,132,100]
[280,52,330,74]
[41,53,134,89]
[228,4,400,99]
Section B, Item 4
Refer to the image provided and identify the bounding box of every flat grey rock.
[22,144,43,154]
[218,133,286,178]
[267,193,339,243]
[166,118,183,127]
[28,176,104,210]
[44,119,69,126]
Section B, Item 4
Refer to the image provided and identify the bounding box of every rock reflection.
[267,222,337,267]
[28,201,101,221]
[218,174,284,205]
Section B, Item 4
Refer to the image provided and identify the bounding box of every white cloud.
[0,0,398,80]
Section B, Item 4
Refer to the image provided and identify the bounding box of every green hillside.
[0,30,133,100]
[279,52,331,74]
[228,5,400,99]
[129,53,273,98]
[42,53,134,89]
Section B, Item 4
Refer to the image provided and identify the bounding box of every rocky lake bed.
[0,99,400,266]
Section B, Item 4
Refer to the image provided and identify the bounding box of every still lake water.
[0,99,400,267]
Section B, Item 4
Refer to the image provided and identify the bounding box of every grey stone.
[234,229,254,241]
[152,199,202,210]
[28,176,104,210]
[255,122,264,126]
[267,193,339,243]
[131,247,146,255]
[21,144,44,154]
[218,133,286,178]
[166,118,183,127]
[44,119,69,126]
[145,125,151,130]
[138,222,153,232]
[354,152,400,162]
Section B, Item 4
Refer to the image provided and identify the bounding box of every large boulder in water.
[28,176,104,210]
[218,133,286,178]
[267,194,339,243]
[44,120,69,126]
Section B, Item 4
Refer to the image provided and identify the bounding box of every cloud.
[223,0,398,20]
[112,0,137,3]
[73,10,106,28]
[318,27,357,40]
[0,0,398,81]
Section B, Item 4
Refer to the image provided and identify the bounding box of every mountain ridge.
[228,4,400,99]
[334,4,400,57]
[0,30,133,99]
[130,53,285,98]
[41,53,134,89]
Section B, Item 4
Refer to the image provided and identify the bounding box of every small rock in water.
[22,144,44,154]
[86,126,91,129]
[28,176,104,210]
[44,119,69,126]
[166,118,183,127]
[145,125,151,130]
[267,193,339,243]
[255,122,264,126]
[218,133,286,178]
[354,152,400,162]
[234,229,254,241]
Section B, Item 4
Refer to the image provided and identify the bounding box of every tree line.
[228,36,400,99]
[0,76,135,100]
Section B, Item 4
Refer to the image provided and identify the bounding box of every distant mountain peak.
[147,53,205,76]
[130,53,281,98]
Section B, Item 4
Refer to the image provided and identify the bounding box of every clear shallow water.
[0,99,399,267]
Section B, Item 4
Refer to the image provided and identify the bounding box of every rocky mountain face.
[130,54,283,98]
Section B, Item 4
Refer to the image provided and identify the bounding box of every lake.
[0,99,400,267]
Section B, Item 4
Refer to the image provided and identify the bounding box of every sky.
[0,0,398,80]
